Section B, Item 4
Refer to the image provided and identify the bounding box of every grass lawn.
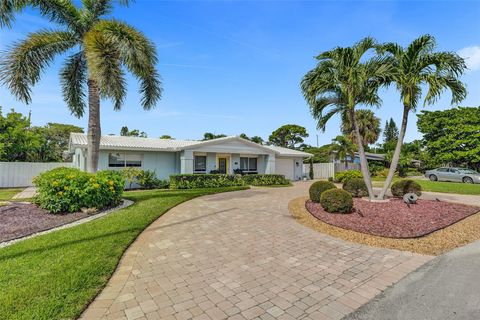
[372,178,480,195]
[0,188,23,201]
[0,186,248,320]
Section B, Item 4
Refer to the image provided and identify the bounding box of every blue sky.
[1,0,479,147]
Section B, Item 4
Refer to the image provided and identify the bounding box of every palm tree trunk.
[349,109,375,199]
[86,79,101,173]
[378,105,409,199]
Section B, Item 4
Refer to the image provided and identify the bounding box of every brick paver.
[81,182,431,320]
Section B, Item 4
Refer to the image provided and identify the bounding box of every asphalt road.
[345,240,480,320]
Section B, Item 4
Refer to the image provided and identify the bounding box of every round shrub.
[320,189,354,213]
[33,167,124,213]
[309,181,336,203]
[342,178,368,197]
[391,179,422,197]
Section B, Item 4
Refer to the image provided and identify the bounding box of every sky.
[1,0,479,147]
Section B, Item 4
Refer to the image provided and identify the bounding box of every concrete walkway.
[81,183,431,320]
[345,239,480,320]
[11,186,37,199]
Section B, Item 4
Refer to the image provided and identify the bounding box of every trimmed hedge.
[170,174,245,189]
[33,167,124,213]
[242,174,290,186]
[334,169,362,183]
[342,178,368,198]
[391,179,422,197]
[309,181,336,203]
[169,174,289,189]
[320,189,353,213]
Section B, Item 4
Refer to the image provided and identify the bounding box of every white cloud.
[458,46,480,71]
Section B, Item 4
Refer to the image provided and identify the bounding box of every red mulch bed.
[0,202,93,242]
[305,198,480,238]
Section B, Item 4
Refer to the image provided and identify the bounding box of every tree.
[120,126,147,138]
[0,108,40,161]
[268,124,308,149]
[301,37,391,199]
[417,107,480,170]
[341,109,381,147]
[239,133,264,144]
[329,135,357,169]
[0,1,162,172]
[33,122,83,161]
[159,135,173,139]
[309,157,314,180]
[376,35,467,199]
[302,144,332,163]
[202,132,226,140]
[382,118,399,152]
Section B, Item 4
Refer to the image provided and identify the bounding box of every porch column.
[180,150,194,174]
[265,154,276,174]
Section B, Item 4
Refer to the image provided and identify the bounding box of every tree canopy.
[202,132,227,140]
[159,135,173,139]
[341,109,381,147]
[239,133,264,144]
[417,106,480,169]
[382,118,399,152]
[268,124,308,149]
[120,126,147,138]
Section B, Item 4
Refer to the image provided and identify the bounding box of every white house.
[68,133,312,180]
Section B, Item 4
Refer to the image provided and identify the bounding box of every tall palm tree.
[301,37,391,199]
[376,35,467,199]
[0,1,162,172]
[330,135,356,169]
[341,109,381,147]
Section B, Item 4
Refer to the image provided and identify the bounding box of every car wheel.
[463,177,474,184]
[429,174,438,181]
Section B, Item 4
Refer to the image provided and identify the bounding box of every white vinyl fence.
[0,162,74,188]
[303,163,335,179]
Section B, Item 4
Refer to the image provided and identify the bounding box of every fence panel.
[0,162,74,188]
[303,163,335,179]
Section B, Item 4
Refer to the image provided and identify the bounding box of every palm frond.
[91,20,162,109]
[0,0,82,31]
[0,29,77,103]
[82,0,132,20]
[60,52,87,118]
[423,74,467,106]
[84,29,126,110]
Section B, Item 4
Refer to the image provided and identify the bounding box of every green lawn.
[0,188,23,201]
[0,186,248,320]
[372,178,480,195]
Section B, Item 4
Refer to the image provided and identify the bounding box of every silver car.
[425,167,480,184]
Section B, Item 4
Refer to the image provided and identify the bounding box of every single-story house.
[330,151,386,164]
[68,133,312,180]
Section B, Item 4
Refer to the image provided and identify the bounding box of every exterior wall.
[73,147,86,171]
[98,150,178,180]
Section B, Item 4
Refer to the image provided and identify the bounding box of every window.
[437,168,449,172]
[240,157,257,172]
[194,156,207,172]
[108,153,142,167]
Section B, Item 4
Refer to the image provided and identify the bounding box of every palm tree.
[376,35,467,199]
[330,135,356,169]
[301,37,391,199]
[341,109,381,147]
[0,1,162,172]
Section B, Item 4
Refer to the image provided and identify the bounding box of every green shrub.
[368,162,385,176]
[342,178,368,197]
[309,181,336,203]
[242,174,289,186]
[328,177,333,182]
[34,167,124,213]
[309,158,314,180]
[170,174,245,189]
[391,179,422,197]
[334,169,362,183]
[320,189,353,213]
[121,167,143,189]
[375,168,399,178]
[137,170,169,189]
[169,174,289,189]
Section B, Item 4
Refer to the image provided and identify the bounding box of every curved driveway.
[81,183,431,320]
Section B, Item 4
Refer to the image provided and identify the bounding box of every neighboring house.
[68,133,312,180]
[330,151,386,164]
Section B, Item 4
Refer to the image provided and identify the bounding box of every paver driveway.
[81,182,431,320]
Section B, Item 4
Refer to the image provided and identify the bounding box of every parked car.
[425,167,480,184]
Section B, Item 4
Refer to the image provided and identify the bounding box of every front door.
[218,158,227,174]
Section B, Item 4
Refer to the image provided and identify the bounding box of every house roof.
[69,133,313,157]
[354,151,386,161]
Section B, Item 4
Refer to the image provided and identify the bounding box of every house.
[330,151,386,164]
[68,133,312,180]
